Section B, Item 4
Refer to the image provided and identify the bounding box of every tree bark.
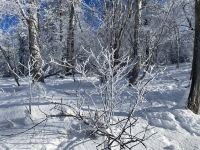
[187,0,200,114]
[59,0,63,43]
[63,1,75,74]
[18,33,28,75]
[129,0,142,84]
[28,0,44,82]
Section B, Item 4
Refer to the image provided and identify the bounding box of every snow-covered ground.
[0,63,200,150]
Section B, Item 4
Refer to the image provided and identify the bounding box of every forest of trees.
[0,0,199,149]
[0,0,194,80]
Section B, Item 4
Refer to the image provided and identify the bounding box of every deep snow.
[0,63,200,150]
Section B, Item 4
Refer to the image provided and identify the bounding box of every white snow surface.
[0,63,200,150]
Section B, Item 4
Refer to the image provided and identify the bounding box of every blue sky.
[0,15,19,31]
[84,0,97,5]
[83,0,103,28]
[0,0,167,31]
[84,0,90,4]
[0,0,100,31]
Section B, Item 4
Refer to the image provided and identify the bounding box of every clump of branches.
[68,44,156,149]
[49,102,153,150]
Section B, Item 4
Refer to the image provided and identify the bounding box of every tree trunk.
[175,26,180,68]
[129,0,142,84]
[113,34,121,67]
[133,0,141,58]
[28,0,44,82]
[187,0,200,114]
[59,0,63,43]
[63,1,75,74]
[18,33,28,75]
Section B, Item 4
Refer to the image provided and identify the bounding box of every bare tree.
[187,0,200,114]
[59,0,63,43]
[0,46,20,86]
[16,0,44,82]
[129,0,142,84]
[75,44,154,149]
[18,32,28,76]
[63,0,76,74]
[27,0,44,82]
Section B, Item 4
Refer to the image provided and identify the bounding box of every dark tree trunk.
[18,33,28,75]
[63,1,75,74]
[129,0,142,84]
[187,0,200,114]
[59,0,63,43]
[113,34,121,67]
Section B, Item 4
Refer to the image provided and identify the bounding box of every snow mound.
[147,112,178,130]
[173,109,200,136]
